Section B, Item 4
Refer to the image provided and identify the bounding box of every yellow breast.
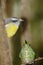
[5,23,18,38]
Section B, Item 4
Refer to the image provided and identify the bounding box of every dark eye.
[12,17,18,22]
[12,20,18,22]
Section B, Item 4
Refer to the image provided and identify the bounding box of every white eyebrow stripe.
[11,18,18,21]
[4,18,18,24]
[4,18,23,25]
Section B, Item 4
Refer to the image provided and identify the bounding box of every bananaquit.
[4,17,23,38]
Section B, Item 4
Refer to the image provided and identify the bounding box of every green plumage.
[19,41,35,64]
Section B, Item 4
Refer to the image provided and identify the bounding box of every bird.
[19,40,35,65]
[4,17,23,38]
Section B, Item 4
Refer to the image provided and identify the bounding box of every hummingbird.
[19,40,35,65]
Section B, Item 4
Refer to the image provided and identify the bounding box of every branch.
[0,0,12,65]
[1,0,6,19]
[30,57,43,64]
[34,57,43,62]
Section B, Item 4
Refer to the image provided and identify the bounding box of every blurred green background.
[1,0,43,65]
